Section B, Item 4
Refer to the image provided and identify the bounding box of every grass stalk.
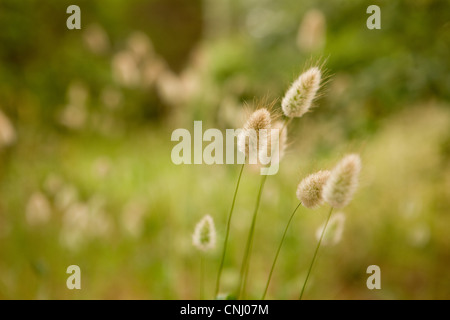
[299,206,334,300]
[215,163,245,298]
[238,173,267,298]
[262,201,302,299]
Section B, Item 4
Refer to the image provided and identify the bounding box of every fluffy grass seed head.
[282,67,321,118]
[323,154,361,208]
[237,108,272,160]
[296,170,331,209]
[243,108,272,131]
[192,215,216,252]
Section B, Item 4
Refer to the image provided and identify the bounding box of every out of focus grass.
[2,103,449,299]
[0,0,450,299]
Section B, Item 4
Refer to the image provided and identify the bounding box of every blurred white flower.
[156,69,185,106]
[54,185,78,212]
[141,56,167,88]
[245,7,286,39]
[112,51,140,87]
[60,196,113,249]
[59,82,89,130]
[127,31,154,61]
[83,23,110,55]
[315,212,346,246]
[100,86,123,110]
[59,103,87,130]
[43,173,64,196]
[88,196,113,238]
[26,192,52,226]
[297,9,326,52]
[92,156,112,178]
[121,200,147,237]
[408,224,430,247]
[60,202,89,249]
[0,109,16,147]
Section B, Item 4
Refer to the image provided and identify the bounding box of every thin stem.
[241,235,253,298]
[215,163,245,298]
[281,117,292,133]
[299,206,334,300]
[262,201,302,300]
[238,117,291,299]
[200,255,204,300]
[238,173,267,299]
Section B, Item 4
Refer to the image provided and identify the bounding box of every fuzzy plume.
[282,67,321,118]
[192,215,216,252]
[323,154,361,208]
[237,108,272,161]
[296,170,331,209]
[244,108,272,131]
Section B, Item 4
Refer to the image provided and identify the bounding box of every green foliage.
[0,0,449,299]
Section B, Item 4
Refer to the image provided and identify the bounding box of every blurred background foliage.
[0,0,449,299]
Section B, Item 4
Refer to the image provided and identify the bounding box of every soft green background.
[0,0,449,299]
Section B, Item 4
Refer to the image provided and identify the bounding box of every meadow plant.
[193,214,216,299]
[296,170,331,209]
[323,154,362,209]
[215,107,272,297]
[299,154,361,299]
[193,214,216,252]
[202,65,362,300]
[240,67,325,298]
[262,169,330,299]
[237,107,272,163]
[281,67,321,118]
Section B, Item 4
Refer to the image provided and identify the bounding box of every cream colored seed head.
[237,108,272,158]
[192,215,216,252]
[243,108,271,131]
[282,67,321,118]
[323,154,361,208]
[296,170,331,209]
